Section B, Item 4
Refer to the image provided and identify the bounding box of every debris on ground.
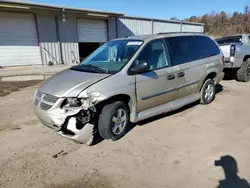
[52,150,68,158]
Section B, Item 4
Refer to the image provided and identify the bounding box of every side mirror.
[131,62,150,74]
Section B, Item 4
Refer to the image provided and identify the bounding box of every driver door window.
[136,40,170,70]
[134,39,176,113]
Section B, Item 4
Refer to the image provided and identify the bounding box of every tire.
[236,59,250,82]
[200,79,215,105]
[98,101,130,141]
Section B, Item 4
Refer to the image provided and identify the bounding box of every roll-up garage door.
[0,12,42,66]
[77,18,108,42]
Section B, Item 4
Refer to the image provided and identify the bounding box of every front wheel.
[200,79,216,104]
[98,101,129,141]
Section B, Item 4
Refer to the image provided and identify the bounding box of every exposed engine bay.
[34,90,106,145]
[58,91,106,145]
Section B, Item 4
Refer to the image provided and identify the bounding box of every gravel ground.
[0,79,250,188]
[0,64,71,77]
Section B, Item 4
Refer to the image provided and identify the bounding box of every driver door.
[134,39,177,113]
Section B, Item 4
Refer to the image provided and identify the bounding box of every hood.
[39,69,110,97]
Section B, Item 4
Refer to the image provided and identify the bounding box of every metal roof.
[0,0,204,26]
[0,0,124,16]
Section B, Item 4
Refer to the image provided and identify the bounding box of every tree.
[170,17,179,21]
[244,5,249,14]
[183,5,250,37]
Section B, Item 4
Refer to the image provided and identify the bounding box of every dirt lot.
[1,78,250,188]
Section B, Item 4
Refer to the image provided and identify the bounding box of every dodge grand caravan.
[34,33,225,145]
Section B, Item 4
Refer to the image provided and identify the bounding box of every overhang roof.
[0,0,124,16]
[0,0,204,26]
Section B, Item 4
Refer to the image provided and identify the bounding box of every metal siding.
[153,21,181,34]
[35,13,60,65]
[201,25,204,33]
[182,24,202,32]
[77,18,108,42]
[58,15,79,64]
[117,17,204,37]
[61,42,79,64]
[108,16,117,40]
[0,11,42,66]
[40,42,60,65]
[118,18,152,37]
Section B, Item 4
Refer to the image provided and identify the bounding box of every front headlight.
[64,98,82,108]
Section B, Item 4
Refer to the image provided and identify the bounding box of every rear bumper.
[224,57,242,68]
[224,62,234,68]
[215,72,225,84]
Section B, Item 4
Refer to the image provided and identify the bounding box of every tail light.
[222,56,225,64]
[230,45,236,57]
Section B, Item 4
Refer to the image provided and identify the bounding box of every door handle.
[167,74,175,80]
[177,72,185,78]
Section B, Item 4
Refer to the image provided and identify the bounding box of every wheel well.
[243,55,250,62]
[95,94,131,113]
[200,72,217,91]
[205,72,217,81]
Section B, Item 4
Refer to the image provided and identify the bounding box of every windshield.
[71,40,143,74]
[216,36,242,44]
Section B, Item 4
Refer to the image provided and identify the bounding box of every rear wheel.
[236,59,250,82]
[200,79,215,104]
[98,101,129,141]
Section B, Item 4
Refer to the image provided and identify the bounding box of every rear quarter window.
[165,36,200,66]
[195,36,220,58]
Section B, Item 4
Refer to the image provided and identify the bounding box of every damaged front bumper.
[33,98,96,145]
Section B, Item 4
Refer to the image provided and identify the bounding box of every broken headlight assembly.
[62,97,96,112]
[63,98,82,108]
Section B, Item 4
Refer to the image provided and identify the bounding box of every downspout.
[151,20,154,34]
[115,16,119,38]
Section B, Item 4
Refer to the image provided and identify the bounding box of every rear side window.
[195,36,220,58]
[165,36,200,66]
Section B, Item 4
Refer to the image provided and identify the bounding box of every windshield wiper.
[81,64,109,73]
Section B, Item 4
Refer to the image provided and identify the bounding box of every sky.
[32,0,249,20]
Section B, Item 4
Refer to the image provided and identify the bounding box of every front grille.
[36,90,42,99]
[40,102,53,111]
[34,90,58,111]
[34,98,39,106]
[43,94,58,104]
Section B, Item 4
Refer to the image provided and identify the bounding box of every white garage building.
[0,0,204,67]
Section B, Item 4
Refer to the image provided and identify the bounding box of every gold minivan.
[34,32,225,145]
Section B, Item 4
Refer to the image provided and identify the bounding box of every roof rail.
[157,31,204,35]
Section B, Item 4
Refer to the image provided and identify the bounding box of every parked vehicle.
[33,33,224,145]
[216,34,250,82]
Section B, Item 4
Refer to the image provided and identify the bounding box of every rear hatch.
[219,45,231,58]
